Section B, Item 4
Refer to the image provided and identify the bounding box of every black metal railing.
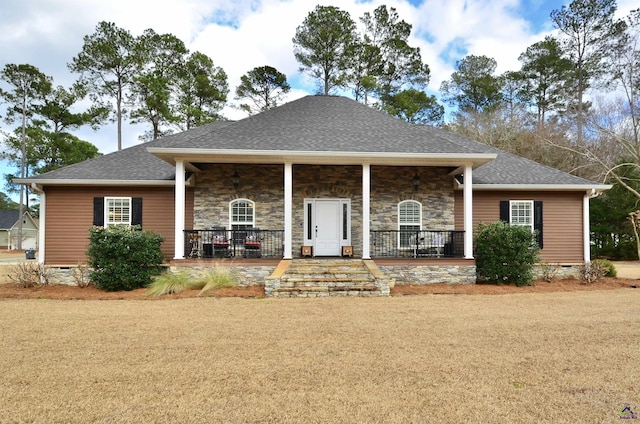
[184,229,284,259]
[184,229,463,259]
[370,230,465,258]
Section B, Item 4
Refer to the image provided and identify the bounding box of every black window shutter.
[534,201,543,249]
[131,198,143,228]
[93,197,104,226]
[499,201,509,222]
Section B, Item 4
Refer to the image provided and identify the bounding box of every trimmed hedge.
[87,225,165,291]
[475,221,540,286]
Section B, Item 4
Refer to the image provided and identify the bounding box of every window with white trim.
[105,197,131,227]
[510,200,534,231]
[230,199,255,230]
[500,199,543,248]
[398,200,422,248]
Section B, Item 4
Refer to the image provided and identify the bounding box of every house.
[16,95,610,292]
[0,210,39,250]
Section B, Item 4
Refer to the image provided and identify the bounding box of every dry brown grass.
[1,291,639,423]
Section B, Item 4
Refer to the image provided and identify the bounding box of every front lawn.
[1,290,638,423]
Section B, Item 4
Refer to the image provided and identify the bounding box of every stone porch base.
[41,259,583,290]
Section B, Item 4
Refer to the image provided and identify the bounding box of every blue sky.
[0,0,637,198]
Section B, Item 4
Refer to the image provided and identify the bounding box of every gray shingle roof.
[435,129,600,186]
[153,95,479,154]
[27,121,234,181]
[0,210,20,229]
[22,95,602,188]
[474,150,599,185]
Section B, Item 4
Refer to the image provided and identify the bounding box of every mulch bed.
[0,284,266,300]
[0,277,637,300]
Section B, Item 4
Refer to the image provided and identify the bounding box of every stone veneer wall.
[193,164,284,230]
[48,267,83,286]
[38,263,582,287]
[45,264,275,287]
[379,265,477,285]
[169,265,274,286]
[370,166,455,231]
[533,264,580,280]
[191,164,456,258]
[381,264,581,285]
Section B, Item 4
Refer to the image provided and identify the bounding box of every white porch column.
[583,191,592,263]
[284,162,293,259]
[463,164,474,259]
[174,159,186,259]
[362,163,371,259]
[37,190,45,264]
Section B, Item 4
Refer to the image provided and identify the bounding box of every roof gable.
[0,210,35,230]
[0,210,19,229]
[153,95,481,155]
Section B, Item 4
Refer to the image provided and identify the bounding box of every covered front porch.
[166,160,484,262]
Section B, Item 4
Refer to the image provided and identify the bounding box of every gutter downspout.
[30,183,45,264]
[583,189,598,264]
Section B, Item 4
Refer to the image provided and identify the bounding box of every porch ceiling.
[147,148,497,169]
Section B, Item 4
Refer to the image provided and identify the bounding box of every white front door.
[304,198,351,256]
[315,200,341,256]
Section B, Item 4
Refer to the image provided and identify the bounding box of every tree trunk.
[17,95,26,251]
[117,86,123,151]
[629,211,640,261]
[324,68,330,96]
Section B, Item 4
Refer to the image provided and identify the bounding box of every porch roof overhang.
[146,147,498,168]
[457,182,612,194]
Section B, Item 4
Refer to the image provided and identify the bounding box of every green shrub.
[87,225,165,291]
[590,259,617,278]
[147,271,202,296]
[474,221,540,287]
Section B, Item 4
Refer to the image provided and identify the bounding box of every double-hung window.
[500,199,543,248]
[398,200,422,248]
[509,200,533,231]
[93,197,142,228]
[105,197,131,227]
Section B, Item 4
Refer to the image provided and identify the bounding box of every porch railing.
[184,229,284,259]
[370,230,465,258]
[183,229,463,259]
